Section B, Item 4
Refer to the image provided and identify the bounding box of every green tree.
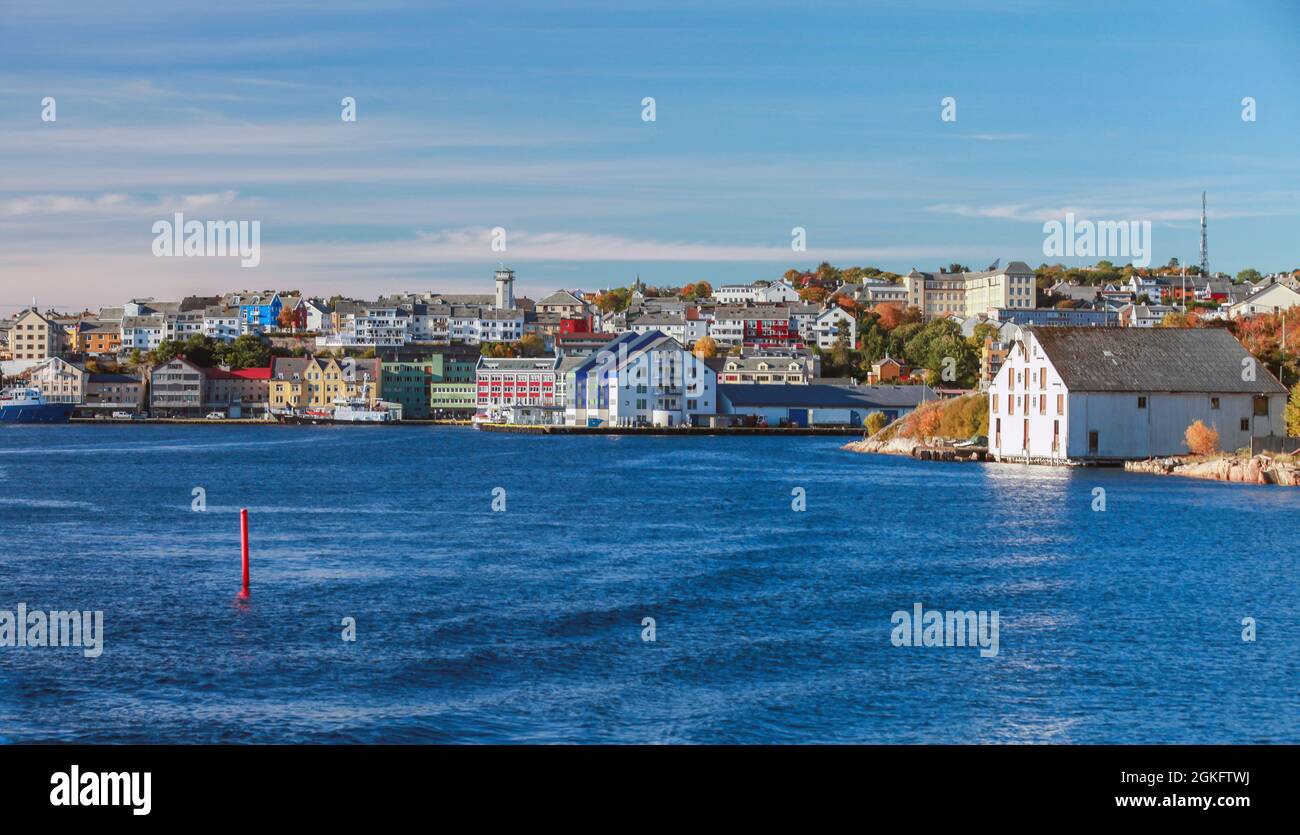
[830,321,852,368]
[1236,268,1262,283]
[152,339,184,365]
[225,334,272,369]
[857,314,888,365]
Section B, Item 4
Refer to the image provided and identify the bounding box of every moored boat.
[0,387,75,424]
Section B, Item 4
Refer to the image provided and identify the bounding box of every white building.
[27,356,86,403]
[858,280,908,306]
[717,348,819,384]
[565,330,717,427]
[320,302,411,348]
[475,355,571,424]
[714,284,760,304]
[120,316,166,351]
[202,306,243,342]
[627,312,709,346]
[165,310,205,341]
[303,299,331,332]
[1225,282,1300,319]
[988,327,1288,463]
[814,307,857,349]
[755,278,799,303]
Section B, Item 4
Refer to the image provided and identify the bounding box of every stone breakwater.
[1125,455,1300,486]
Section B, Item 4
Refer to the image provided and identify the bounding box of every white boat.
[276,375,402,424]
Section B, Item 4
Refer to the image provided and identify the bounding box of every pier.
[476,423,866,436]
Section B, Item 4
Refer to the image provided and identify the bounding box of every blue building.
[235,293,283,331]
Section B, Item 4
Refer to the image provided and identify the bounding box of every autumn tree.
[908,402,943,439]
[595,289,630,313]
[692,335,718,359]
[873,302,905,330]
[799,286,828,305]
[1185,420,1220,456]
[517,334,545,357]
[865,411,888,436]
[1286,382,1300,437]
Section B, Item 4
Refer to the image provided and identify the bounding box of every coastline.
[1125,454,1300,486]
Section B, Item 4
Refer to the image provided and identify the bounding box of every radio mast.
[1199,191,1209,278]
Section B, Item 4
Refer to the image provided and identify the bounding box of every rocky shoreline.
[1125,454,1300,486]
[840,434,920,456]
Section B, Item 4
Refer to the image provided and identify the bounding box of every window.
[1056,393,1064,415]
[1240,418,1250,431]
[1211,397,1220,410]
[1137,396,1147,409]
[1253,396,1269,417]
[992,394,998,413]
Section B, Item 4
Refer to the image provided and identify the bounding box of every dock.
[476,423,866,436]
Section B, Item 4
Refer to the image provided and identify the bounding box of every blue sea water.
[0,425,1296,744]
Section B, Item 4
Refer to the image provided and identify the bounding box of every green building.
[429,355,478,417]
[380,357,441,419]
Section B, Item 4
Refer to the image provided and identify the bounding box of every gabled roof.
[537,290,585,308]
[1025,326,1285,394]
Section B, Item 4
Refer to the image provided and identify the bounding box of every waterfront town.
[4,258,1300,465]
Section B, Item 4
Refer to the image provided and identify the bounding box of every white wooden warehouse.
[988,327,1288,463]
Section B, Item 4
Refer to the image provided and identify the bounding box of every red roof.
[205,366,272,380]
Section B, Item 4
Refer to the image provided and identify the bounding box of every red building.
[559,316,592,335]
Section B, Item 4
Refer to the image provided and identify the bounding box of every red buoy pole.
[238,508,251,600]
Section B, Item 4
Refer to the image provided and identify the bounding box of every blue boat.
[0,387,75,423]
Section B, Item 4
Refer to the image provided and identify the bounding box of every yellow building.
[269,356,381,411]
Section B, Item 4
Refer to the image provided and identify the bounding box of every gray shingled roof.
[720,383,933,409]
[1026,326,1285,394]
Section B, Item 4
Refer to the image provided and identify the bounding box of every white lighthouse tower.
[494,267,515,310]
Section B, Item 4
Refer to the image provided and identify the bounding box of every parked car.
[205,412,225,420]
[111,411,133,419]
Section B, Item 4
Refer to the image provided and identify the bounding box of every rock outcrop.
[1125,454,1300,486]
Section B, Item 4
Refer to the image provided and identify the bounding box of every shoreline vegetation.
[843,392,988,458]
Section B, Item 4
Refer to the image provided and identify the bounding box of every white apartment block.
[120,316,166,351]
[714,285,760,304]
[565,330,717,428]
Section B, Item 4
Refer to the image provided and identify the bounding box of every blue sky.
[2,0,1298,309]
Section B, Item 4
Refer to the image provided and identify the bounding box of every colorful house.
[234,293,283,332]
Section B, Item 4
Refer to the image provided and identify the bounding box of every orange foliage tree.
[873,302,905,330]
[1184,420,1219,456]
